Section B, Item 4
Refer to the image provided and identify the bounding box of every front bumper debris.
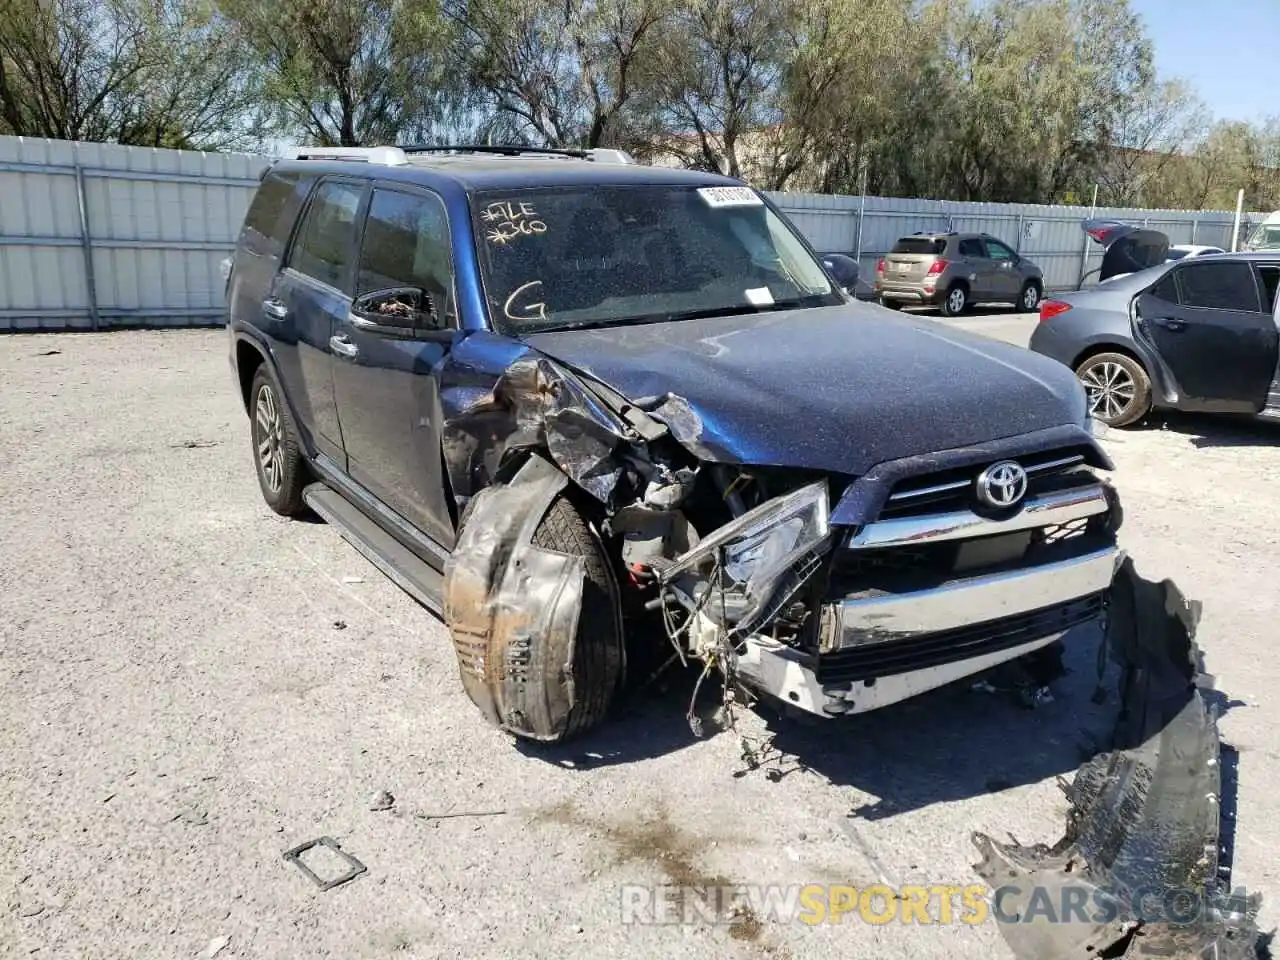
[971,559,1263,959]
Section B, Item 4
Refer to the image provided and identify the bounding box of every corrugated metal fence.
[0,136,266,331]
[0,134,1268,331]
[765,191,1268,294]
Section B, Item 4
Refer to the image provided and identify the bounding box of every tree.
[643,0,789,178]
[219,0,454,146]
[1098,78,1208,207]
[0,0,258,148]
[441,0,669,149]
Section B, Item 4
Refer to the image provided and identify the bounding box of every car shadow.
[523,624,1124,813]
[523,574,1249,845]
[1139,410,1280,449]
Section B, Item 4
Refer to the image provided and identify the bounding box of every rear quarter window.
[891,237,946,255]
[240,171,306,256]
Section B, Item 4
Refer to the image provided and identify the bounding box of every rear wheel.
[518,494,624,742]
[1075,352,1151,427]
[1018,280,1042,312]
[249,366,308,516]
[940,283,968,317]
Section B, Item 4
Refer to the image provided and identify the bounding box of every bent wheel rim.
[255,383,284,493]
[1079,361,1136,422]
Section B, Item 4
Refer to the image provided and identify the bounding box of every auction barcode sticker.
[697,186,763,208]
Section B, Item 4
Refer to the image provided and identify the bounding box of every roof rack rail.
[401,144,636,164]
[291,146,409,166]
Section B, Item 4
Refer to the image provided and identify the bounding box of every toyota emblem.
[975,460,1028,509]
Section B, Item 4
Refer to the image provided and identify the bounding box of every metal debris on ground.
[282,836,367,891]
[413,809,507,821]
[971,558,1262,960]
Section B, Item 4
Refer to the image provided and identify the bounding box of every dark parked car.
[226,145,1121,744]
[1031,225,1280,427]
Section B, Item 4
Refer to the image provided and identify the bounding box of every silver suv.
[875,232,1044,316]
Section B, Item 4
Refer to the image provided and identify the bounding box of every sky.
[1131,0,1279,123]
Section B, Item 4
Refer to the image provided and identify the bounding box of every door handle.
[329,334,359,360]
[1153,317,1186,332]
[262,298,289,320]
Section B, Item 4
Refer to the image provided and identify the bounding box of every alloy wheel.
[947,287,966,313]
[255,383,284,493]
[1022,284,1040,310]
[1079,360,1136,423]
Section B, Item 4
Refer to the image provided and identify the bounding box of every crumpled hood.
[521,304,1088,476]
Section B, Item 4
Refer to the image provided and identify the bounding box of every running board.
[303,482,445,616]
[1262,362,1280,418]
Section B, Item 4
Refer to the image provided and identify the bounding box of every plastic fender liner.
[442,455,586,739]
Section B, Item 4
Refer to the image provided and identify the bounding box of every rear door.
[1134,259,1277,412]
[982,237,1021,300]
[270,177,368,464]
[330,184,459,551]
[956,237,991,299]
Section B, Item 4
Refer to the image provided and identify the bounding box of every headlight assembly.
[659,480,832,638]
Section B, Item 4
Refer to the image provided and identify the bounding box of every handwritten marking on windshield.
[504,280,548,322]
[482,201,548,245]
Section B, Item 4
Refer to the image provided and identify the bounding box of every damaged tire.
[522,495,625,742]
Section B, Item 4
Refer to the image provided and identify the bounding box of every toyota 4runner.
[226,145,1123,743]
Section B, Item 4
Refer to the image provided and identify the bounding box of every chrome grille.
[878,449,1093,519]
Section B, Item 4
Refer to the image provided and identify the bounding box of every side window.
[1257,265,1280,314]
[958,238,984,258]
[240,171,301,254]
[984,239,1015,260]
[356,188,454,326]
[286,180,364,290]
[1175,262,1260,312]
[1148,273,1180,304]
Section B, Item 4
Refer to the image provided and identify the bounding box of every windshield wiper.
[530,295,835,333]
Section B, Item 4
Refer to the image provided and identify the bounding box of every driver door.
[330,184,459,551]
[1134,260,1278,413]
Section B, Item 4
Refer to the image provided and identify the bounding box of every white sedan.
[1165,244,1226,261]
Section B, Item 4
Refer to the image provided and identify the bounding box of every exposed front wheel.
[1019,281,1042,312]
[1075,352,1152,428]
[249,366,308,516]
[940,283,968,317]
[515,494,625,742]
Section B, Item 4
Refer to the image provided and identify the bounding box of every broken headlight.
[660,481,831,638]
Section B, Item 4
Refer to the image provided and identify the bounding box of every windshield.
[1247,224,1280,250]
[471,184,839,334]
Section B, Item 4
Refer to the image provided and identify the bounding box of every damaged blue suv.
[227,145,1123,744]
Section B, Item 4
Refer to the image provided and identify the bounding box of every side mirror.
[349,287,441,340]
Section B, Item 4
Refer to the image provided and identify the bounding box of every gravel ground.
[2,325,1278,960]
